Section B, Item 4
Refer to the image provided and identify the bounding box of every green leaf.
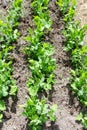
[51,104,57,112]
[28,87,38,96]
[13,29,19,39]
[70,69,76,76]
[10,85,18,95]
[76,113,83,121]
[71,83,77,91]
[0,114,3,122]
[2,86,8,97]
[0,101,6,111]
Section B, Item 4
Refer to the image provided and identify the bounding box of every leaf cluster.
[23,97,57,129]
[57,0,87,128]
[23,0,57,129]
[76,113,87,129]
[57,0,70,14]
[0,0,22,121]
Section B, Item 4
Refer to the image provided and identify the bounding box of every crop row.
[23,0,57,129]
[0,0,22,122]
[57,0,87,128]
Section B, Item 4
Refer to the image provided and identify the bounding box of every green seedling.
[0,0,22,121]
[71,46,87,69]
[27,73,55,96]
[0,101,6,122]
[31,0,49,15]
[57,0,70,14]
[23,0,57,127]
[76,113,87,129]
[0,0,22,46]
[0,59,18,120]
[34,14,52,31]
[62,22,86,52]
[57,0,76,15]
[71,69,87,106]
[57,0,87,128]
[23,97,57,130]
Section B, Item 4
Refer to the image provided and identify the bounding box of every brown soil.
[0,0,85,130]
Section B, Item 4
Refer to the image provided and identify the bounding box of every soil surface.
[0,0,86,130]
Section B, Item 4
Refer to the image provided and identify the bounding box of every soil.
[0,0,86,130]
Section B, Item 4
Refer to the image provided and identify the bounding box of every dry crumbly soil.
[0,0,86,130]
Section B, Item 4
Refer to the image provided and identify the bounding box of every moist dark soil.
[0,0,85,130]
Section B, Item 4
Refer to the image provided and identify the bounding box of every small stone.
[13,126,17,130]
[46,121,51,127]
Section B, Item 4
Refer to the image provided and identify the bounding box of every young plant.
[62,22,86,52]
[77,113,87,129]
[0,0,22,121]
[0,58,18,121]
[27,73,55,96]
[23,0,57,128]
[31,0,49,15]
[57,0,87,128]
[23,97,57,130]
[71,46,87,69]
[0,0,22,47]
[57,0,70,14]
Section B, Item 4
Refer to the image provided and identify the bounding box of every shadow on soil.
[24,122,60,130]
[65,83,87,130]
[67,83,87,113]
[43,122,60,130]
[0,95,18,129]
